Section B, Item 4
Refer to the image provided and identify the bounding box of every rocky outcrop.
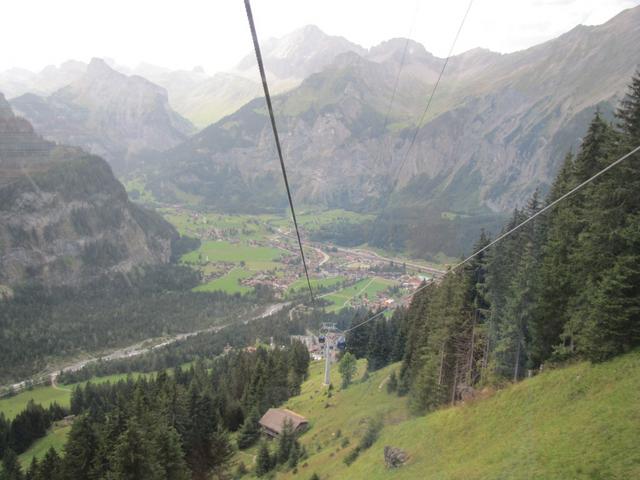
[0,98,177,288]
[384,446,408,468]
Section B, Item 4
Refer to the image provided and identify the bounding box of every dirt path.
[51,375,72,392]
[343,278,374,308]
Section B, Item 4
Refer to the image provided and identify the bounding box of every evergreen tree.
[237,407,261,450]
[152,422,190,480]
[24,458,37,480]
[37,448,63,480]
[345,311,372,359]
[338,353,357,389]
[107,418,162,480]
[62,415,97,480]
[276,419,295,465]
[208,427,234,479]
[366,318,391,371]
[617,71,640,141]
[0,449,23,480]
[255,442,272,477]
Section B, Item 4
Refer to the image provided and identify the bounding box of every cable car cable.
[391,0,474,190]
[344,143,640,334]
[244,0,315,303]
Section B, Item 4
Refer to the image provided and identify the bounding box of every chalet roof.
[259,408,308,434]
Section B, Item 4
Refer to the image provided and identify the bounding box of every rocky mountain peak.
[368,38,432,63]
[86,57,120,79]
[235,24,365,81]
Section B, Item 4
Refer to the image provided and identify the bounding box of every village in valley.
[162,206,439,314]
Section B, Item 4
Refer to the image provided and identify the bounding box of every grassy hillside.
[244,351,640,479]
[18,423,71,468]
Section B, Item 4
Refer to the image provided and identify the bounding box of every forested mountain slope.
[0,94,178,290]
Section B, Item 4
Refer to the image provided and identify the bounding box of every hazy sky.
[2,0,639,74]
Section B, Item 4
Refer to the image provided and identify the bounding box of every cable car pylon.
[319,322,344,386]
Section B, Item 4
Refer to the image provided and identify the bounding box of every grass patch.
[269,351,640,480]
[0,373,150,420]
[194,268,253,294]
[181,240,282,268]
[0,387,71,421]
[287,276,345,294]
[322,277,395,312]
[18,423,71,468]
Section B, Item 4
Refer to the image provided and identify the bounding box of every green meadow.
[194,267,253,294]
[322,277,395,312]
[287,276,345,295]
[238,350,640,479]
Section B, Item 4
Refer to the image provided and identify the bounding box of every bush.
[359,418,383,450]
[343,447,361,466]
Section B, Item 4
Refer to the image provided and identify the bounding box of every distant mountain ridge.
[0,94,177,289]
[9,59,195,172]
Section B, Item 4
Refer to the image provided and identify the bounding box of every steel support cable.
[344,143,640,333]
[381,0,421,131]
[244,0,315,303]
[391,0,474,190]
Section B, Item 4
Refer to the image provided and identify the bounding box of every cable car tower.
[319,322,346,386]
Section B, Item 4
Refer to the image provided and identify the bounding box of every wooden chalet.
[258,408,308,438]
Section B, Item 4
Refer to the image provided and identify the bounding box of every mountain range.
[2,7,639,259]
[8,59,195,172]
[143,6,640,257]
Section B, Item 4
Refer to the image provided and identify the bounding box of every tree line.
[0,264,260,384]
[393,72,640,413]
[0,401,68,459]
[0,342,310,480]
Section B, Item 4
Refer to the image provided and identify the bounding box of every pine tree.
[617,70,640,141]
[152,422,190,480]
[255,442,272,477]
[338,352,357,389]
[276,419,295,465]
[37,448,63,480]
[366,318,391,371]
[107,418,162,480]
[62,415,97,480]
[345,311,372,359]
[237,407,261,450]
[208,427,234,479]
[573,75,640,360]
[0,449,23,480]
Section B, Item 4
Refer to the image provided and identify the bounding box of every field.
[182,240,282,267]
[287,276,345,295]
[0,386,71,421]
[245,350,640,479]
[161,211,271,239]
[2,372,153,467]
[0,373,149,420]
[322,277,396,312]
[194,267,253,294]
[267,208,374,232]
